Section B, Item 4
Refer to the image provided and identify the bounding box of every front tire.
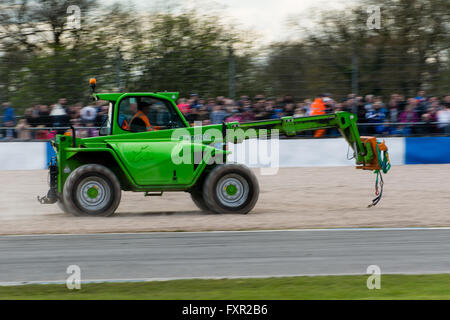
[202,164,259,214]
[190,189,210,212]
[63,164,121,217]
[57,199,71,214]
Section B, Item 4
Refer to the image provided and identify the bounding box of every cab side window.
[118,96,185,132]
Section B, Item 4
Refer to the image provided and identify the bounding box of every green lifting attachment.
[224,111,391,206]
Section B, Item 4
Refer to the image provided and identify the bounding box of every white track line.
[3,271,450,287]
[2,226,450,238]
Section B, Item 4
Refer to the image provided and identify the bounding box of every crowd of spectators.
[1,90,449,140]
[0,98,109,140]
[176,91,450,136]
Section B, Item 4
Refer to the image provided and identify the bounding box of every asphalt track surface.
[1,228,450,284]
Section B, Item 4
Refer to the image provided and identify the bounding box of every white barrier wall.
[227,137,405,168]
[0,137,448,171]
[0,142,48,170]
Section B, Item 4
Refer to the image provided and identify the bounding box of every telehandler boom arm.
[224,111,390,173]
[223,111,391,207]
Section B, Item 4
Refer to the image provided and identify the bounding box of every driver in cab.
[122,101,154,132]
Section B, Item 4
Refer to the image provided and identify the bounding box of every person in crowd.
[310,94,327,137]
[414,93,428,118]
[96,104,110,128]
[205,98,217,112]
[15,119,31,139]
[398,100,420,135]
[272,104,285,119]
[302,99,312,115]
[387,93,401,123]
[80,104,98,125]
[196,104,210,125]
[252,99,266,121]
[57,98,68,110]
[16,108,34,140]
[443,95,450,108]
[294,105,307,118]
[50,102,70,134]
[437,103,450,134]
[366,101,388,135]
[26,104,40,129]
[67,103,82,121]
[418,101,439,135]
[284,103,295,117]
[1,102,16,139]
[241,104,256,122]
[177,98,191,114]
[184,106,197,124]
[345,94,357,114]
[415,90,426,103]
[189,94,201,110]
[38,104,51,126]
[364,95,374,111]
[85,122,100,137]
[225,107,243,123]
[210,104,228,124]
[1,102,15,123]
[262,100,274,120]
[323,97,335,114]
[71,119,88,138]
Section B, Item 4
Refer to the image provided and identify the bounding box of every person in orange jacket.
[310,94,328,138]
[122,102,153,132]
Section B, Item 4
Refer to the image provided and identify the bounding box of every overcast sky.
[101,0,358,43]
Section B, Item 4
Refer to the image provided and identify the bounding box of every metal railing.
[0,122,449,141]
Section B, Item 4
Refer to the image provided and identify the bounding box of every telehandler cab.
[38,79,391,216]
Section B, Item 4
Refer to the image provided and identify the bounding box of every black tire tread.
[190,190,211,212]
[57,198,73,214]
[63,164,121,217]
[202,164,259,214]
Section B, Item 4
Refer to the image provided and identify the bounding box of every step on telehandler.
[38,79,391,216]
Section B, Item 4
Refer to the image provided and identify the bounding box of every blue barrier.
[46,141,56,164]
[405,137,450,165]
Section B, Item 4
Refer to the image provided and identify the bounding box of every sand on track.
[0,164,449,235]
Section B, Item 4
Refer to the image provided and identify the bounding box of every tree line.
[0,0,449,112]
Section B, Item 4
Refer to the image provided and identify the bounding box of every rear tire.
[63,164,121,217]
[202,164,259,214]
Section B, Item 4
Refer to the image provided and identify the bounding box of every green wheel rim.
[216,174,249,208]
[87,187,99,199]
[225,184,238,196]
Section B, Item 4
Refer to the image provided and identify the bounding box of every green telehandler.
[38,79,391,216]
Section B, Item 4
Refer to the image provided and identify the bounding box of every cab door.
[110,140,194,186]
